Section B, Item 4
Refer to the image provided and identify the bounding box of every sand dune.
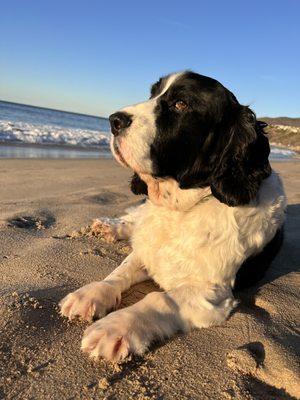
[0,159,299,399]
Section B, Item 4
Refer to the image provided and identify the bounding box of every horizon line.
[0,99,108,120]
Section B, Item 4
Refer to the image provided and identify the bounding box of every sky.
[0,0,299,118]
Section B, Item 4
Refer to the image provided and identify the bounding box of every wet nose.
[109,112,132,136]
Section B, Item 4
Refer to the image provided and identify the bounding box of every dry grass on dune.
[265,124,300,152]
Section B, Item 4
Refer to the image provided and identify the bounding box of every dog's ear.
[210,107,271,206]
[130,173,148,195]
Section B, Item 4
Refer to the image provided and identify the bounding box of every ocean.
[0,100,110,158]
[0,100,297,160]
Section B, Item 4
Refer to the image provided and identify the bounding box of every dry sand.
[0,159,299,400]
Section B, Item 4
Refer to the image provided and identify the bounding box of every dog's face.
[110,72,183,174]
[110,71,271,206]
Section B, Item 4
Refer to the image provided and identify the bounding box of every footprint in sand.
[227,341,300,398]
[226,342,265,374]
[87,191,128,205]
[7,211,55,230]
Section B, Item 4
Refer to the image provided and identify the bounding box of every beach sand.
[0,159,299,400]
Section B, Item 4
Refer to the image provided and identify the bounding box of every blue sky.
[1,0,299,117]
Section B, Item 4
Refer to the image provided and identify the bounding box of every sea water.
[0,100,110,158]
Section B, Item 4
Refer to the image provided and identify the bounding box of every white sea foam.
[0,119,110,148]
[270,145,296,157]
[0,119,297,160]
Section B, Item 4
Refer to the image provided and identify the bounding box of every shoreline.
[0,142,112,160]
[0,141,298,161]
[270,141,300,154]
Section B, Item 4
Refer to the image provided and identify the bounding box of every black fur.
[234,228,284,291]
[148,71,271,207]
[130,173,148,195]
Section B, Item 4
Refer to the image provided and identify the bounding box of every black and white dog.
[60,71,286,362]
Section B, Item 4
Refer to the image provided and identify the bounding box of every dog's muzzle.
[109,112,132,136]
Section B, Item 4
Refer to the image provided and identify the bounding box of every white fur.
[60,252,148,320]
[132,172,285,290]
[60,171,286,362]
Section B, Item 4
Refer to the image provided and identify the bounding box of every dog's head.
[109,71,271,207]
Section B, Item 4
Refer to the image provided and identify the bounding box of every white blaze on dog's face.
[109,70,271,207]
[110,72,183,174]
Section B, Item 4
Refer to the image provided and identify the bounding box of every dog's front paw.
[91,219,119,243]
[81,310,147,362]
[59,281,121,321]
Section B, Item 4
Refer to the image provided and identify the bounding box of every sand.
[0,159,299,400]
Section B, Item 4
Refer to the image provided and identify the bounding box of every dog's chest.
[130,173,285,290]
[131,200,229,289]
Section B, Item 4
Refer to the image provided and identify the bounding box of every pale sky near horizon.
[1,0,300,118]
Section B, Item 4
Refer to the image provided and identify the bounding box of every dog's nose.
[109,112,132,136]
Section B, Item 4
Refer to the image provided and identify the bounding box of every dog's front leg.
[59,252,148,321]
[81,283,237,362]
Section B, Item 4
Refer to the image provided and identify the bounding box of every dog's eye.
[174,100,188,111]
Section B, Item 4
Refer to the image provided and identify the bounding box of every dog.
[59,71,286,362]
